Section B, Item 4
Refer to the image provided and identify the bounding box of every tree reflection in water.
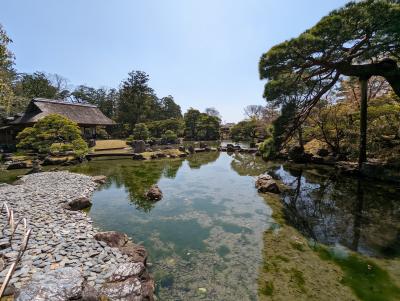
[274,164,400,258]
[70,152,221,212]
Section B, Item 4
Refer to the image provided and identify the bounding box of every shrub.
[16,114,89,157]
[132,123,150,140]
[161,130,178,144]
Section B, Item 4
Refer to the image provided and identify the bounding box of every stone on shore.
[66,196,92,210]
[255,174,280,194]
[92,175,107,184]
[132,153,145,160]
[6,161,28,170]
[0,172,155,300]
[145,185,163,201]
[94,231,129,248]
[15,267,84,301]
[101,277,142,300]
[132,140,146,153]
[109,262,145,282]
[95,231,149,265]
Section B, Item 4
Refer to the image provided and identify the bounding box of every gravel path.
[0,171,133,290]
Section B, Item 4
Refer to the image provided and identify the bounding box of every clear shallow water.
[272,164,400,258]
[2,152,400,299]
[70,152,273,300]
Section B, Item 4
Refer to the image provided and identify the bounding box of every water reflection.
[69,153,271,300]
[274,165,400,258]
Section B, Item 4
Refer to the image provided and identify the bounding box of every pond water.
[69,152,273,300]
[2,152,400,299]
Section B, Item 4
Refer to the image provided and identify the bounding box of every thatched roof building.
[11,98,115,126]
[0,98,114,146]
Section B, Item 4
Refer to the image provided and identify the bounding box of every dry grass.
[141,149,184,160]
[93,140,128,151]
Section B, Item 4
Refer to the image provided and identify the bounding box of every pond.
[69,152,273,300]
[2,152,400,300]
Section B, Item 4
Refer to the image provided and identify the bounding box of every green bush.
[16,114,89,157]
[258,137,274,159]
[161,130,178,144]
[132,123,150,140]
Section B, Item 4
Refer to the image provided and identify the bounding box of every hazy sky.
[1,0,349,122]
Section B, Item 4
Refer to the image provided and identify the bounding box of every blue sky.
[1,0,349,122]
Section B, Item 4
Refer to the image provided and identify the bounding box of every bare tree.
[244,105,264,120]
[48,73,71,100]
[205,107,221,118]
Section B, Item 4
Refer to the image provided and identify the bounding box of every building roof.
[11,98,115,126]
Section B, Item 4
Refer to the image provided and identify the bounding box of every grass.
[259,281,274,296]
[93,139,128,150]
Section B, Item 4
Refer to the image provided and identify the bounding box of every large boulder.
[6,161,28,170]
[94,231,129,248]
[66,196,92,210]
[132,140,146,153]
[145,185,163,201]
[26,160,43,174]
[100,277,142,301]
[255,174,280,194]
[15,268,84,301]
[119,243,148,265]
[108,262,145,282]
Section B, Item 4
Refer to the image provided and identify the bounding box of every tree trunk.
[298,126,304,151]
[358,78,369,167]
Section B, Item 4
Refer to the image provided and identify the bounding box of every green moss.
[217,245,230,257]
[290,241,305,251]
[315,245,400,301]
[291,268,306,292]
[259,281,274,296]
[159,274,174,288]
[275,254,289,262]
[215,221,253,234]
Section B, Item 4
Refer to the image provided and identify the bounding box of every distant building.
[220,122,235,139]
[0,98,115,145]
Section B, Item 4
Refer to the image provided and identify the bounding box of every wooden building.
[0,98,115,145]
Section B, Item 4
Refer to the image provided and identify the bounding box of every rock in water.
[255,174,281,194]
[94,231,129,248]
[120,243,148,265]
[66,196,92,210]
[145,185,163,201]
[92,175,107,184]
[15,267,84,301]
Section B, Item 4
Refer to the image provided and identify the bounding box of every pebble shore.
[0,171,134,290]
